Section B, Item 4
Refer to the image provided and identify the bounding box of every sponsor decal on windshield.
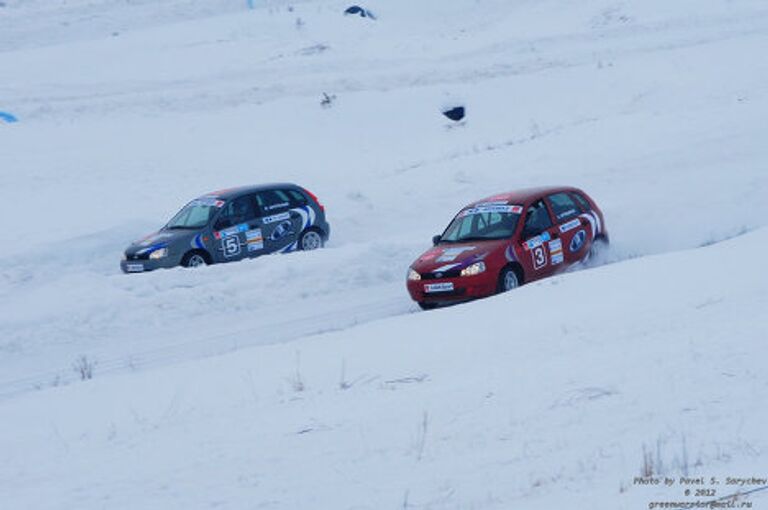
[193,197,225,208]
[460,204,523,217]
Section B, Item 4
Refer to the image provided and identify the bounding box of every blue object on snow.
[0,111,18,123]
[344,5,376,19]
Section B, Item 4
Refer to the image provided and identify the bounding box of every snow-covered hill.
[1,1,766,508]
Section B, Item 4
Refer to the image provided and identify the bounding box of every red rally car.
[406,186,608,310]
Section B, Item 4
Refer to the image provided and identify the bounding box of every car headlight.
[149,247,169,260]
[407,268,421,281]
[460,261,486,277]
[121,252,127,261]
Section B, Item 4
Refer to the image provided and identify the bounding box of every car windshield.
[441,204,523,242]
[165,197,224,229]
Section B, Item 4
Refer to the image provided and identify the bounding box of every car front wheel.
[498,267,520,293]
[181,251,208,268]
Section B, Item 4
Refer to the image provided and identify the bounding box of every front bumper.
[406,274,496,305]
[120,253,181,273]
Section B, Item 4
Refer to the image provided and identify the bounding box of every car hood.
[411,240,504,274]
[124,228,196,255]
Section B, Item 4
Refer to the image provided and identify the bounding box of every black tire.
[181,250,209,268]
[299,229,324,251]
[418,302,438,311]
[497,266,521,293]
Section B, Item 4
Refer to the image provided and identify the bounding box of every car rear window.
[547,192,580,221]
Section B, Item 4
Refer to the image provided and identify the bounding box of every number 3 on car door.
[532,245,547,269]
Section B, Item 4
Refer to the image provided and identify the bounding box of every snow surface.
[1,0,767,508]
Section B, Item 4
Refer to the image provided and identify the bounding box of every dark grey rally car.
[121,183,330,273]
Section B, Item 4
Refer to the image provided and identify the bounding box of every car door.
[519,198,561,280]
[255,189,302,254]
[211,194,260,263]
[546,191,593,265]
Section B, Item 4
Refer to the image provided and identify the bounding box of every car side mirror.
[432,235,442,246]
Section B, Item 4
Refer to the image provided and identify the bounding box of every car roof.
[202,183,301,200]
[467,186,583,208]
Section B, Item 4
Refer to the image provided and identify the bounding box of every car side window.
[255,190,291,215]
[547,192,580,221]
[286,189,308,207]
[523,200,553,237]
[215,195,257,230]
[571,192,592,212]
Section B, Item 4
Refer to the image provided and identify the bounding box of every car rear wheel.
[299,229,323,251]
[498,267,520,293]
[583,236,609,266]
[418,302,438,311]
[182,251,208,268]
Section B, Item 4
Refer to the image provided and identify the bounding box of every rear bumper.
[320,222,331,241]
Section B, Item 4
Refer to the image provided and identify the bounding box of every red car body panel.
[407,186,607,306]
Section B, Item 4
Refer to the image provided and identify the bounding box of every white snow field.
[1,0,767,508]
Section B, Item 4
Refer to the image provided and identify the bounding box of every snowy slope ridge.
[2,227,767,509]
[1,0,767,507]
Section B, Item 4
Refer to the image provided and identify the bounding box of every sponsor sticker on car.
[549,239,564,265]
[559,218,581,233]
[126,263,144,273]
[570,230,587,252]
[524,232,551,250]
[192,196,226,208]
[424,282,455,293]
[263,212,291,225]
[436,247,476,262]
[246,228,264,252]
[215,223,249,240]
[460,204,524,217]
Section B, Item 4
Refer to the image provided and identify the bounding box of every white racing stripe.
[580,213,597,240]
